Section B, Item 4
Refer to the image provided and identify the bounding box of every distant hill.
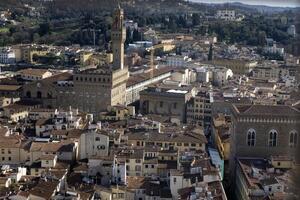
[230,2,299,13]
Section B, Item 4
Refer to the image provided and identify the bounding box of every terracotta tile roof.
[30,142,44,152]
[18,68,50,76]
[40,154,56,160]
[126,176,148,190]
[29,180,59,199]
[233,104,300,117]
[0,85,22,91]
[0,137,22,148]
[127,131,207,144]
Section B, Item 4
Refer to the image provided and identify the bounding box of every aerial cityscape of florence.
[0,0,299,199]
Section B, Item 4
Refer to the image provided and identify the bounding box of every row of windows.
[138,141,202,148]
[75,76,110,83]
[1,149,12,154]
[2,157,12,161]
[246,129,298,147]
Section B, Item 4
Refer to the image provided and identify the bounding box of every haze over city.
[191,0,300,7]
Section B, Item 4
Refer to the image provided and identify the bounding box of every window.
[160,101,163,107]
[177,143,182,146]
[289,130,298,147]
[136,159,141,163]
[173,103,177,109]
[269,130,278,147]
[95,137,100,141]
[2,157,4,161]
[145,164,148,168]
[8,157,11,161]
[135,165,141,171]
[45,160,49,164]
[247,129,256,146]
[151,165,154,168]
[137,141,140,146]
[26,91,31,98]
[173,177,177,183]
[184,143,189,147]
[37,91,42,98]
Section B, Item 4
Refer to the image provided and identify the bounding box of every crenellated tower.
[111,6,126,70]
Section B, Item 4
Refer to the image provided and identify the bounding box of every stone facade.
[230,104,299,159]
[186,90,212,126]
[21,7,128,119]
[140,86,195,123]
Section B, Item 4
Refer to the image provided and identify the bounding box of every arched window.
[37,91,42,99]
[247,129,256,146]
[289,130,298,147]
[268,130,278,147]
[26,91,31,98]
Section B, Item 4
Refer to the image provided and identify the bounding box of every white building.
[264,45,285,56]
[167,55,190,67]
[195,66,211,83]
[170,69,196,85]
[112,156,126,184]
[124,20,138,30]
[0,48,16,64]
[35,108,83,137]
[287,25,296,37]
[79,129,110,159]
[216,10,236,21]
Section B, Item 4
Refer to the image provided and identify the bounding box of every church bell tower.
[111,6,126,70]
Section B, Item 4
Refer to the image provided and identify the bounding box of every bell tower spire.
[111,5,126,70]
